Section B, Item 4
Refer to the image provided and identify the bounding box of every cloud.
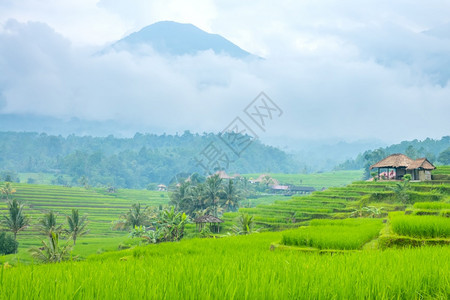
[0,10,449,144]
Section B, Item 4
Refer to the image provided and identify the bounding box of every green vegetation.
[0,233,448,299]
[65,209,89,245]
[281,218,383,250]
[231,213,258,235]
[29,232,74,263]
[232,166,449,230]
[170,174,244,218]
[0,232,18,255]
[244,170,363,190]
[2,198,30,240]
[0,165,447,300]
[336,136,449,177]
[390,214,450,238]
[37,210,62,237]
[0,182,170,262]
[0,131,300,188]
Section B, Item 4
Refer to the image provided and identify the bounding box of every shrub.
[0,232,19,255]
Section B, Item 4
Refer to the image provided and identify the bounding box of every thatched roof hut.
[194,215,224,223]
[370,154,435,181]
[194,215,224,233]
[157,184,167,191]
[406,158,435,170]
[370,154,413,169]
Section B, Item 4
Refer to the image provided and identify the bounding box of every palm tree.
[232,213,258,235]
[124,203,147,229]
[66,209,89,245]
[30,231,74,263]
[0,182,16,200]
[222,179,240,212]
[204,175,223,217]
[169,181,191,210]
[38,210,62,237]
[3,198,30,240]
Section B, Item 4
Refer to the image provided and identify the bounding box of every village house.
[370,153,435,181]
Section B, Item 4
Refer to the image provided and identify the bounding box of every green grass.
[0,232,448,299]
[244,169,364,189]
[281,218,384,250]
[432,165,450,175]
[414,202,450,210]
[390,214,450,238]
[0,183,170,261]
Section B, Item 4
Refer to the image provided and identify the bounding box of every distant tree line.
[0,131,300,189]
[335,136,450,178]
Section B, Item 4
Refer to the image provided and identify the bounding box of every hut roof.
[370,154,436,170]
[289,186,316,192]
[271,185,289,190]
[213,170,235,179]
[407,158,436,170]
[194,215,224,223]
[370,154,414,169]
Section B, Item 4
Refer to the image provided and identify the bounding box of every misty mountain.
[0,114,144,138]
[106,21,255,58]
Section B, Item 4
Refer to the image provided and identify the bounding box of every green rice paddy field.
[0,167,449,299]
[244,169,363,190]
[0,184,171,261]
[1,232,448,299]
[0,170,365,261]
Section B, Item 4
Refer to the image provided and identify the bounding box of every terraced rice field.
[226,167,450,230]
[244,169,364,190]
[0,183,170,260]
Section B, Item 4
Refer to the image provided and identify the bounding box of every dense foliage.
[169,174,244,217]
[0,232,18,255]
[335,136,450,178]
[0,131,300,188]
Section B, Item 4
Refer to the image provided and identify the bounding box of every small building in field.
[369,154,435,181]
[194,215,224,233]
[289,185,316,194]
[270,185,315,195]
[157,184,167,191]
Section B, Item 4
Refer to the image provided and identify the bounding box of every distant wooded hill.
[0,131,300,188]
[335,136,450,177]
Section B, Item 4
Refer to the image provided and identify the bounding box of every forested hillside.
[336,136,450,177]
[0,131,300,188]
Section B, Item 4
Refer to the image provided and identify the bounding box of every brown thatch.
[369,154,414,169]
[194,215,224,223]
[407,158,436,170]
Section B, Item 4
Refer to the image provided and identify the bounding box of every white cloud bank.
[0,1,449,144]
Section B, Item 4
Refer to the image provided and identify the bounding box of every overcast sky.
[0,0,449,145]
